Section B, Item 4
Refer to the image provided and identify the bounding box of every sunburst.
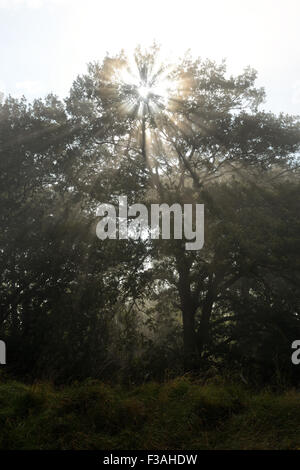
[114,50,178,119]
[100,48,194,189]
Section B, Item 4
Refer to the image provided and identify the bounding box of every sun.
[114,50,178,116]
[138,85,151,100]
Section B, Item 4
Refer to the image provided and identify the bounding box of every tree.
[0,94,150,380]
[1,46,300,381]
[66,46,300,372]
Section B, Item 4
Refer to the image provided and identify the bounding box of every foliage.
[0,376,299,450]
[0,46,300,383]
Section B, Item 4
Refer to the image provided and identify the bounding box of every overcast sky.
[0,0,300,115]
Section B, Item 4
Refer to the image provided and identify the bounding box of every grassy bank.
[0,376,299,450]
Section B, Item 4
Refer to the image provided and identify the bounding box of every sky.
[0,0,300,115]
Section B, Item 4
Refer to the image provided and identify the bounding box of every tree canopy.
[1,46,300,384]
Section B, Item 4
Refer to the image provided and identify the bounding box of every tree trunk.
[198,288,214,356]
[182,302,198,372]
[177,255,199,372]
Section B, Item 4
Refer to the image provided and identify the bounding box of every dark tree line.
[1,47,300,385]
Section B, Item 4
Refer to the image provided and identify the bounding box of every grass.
[0,376,299,450]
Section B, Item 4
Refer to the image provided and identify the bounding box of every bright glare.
[138,85,151,99]
[115,58,178,117]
